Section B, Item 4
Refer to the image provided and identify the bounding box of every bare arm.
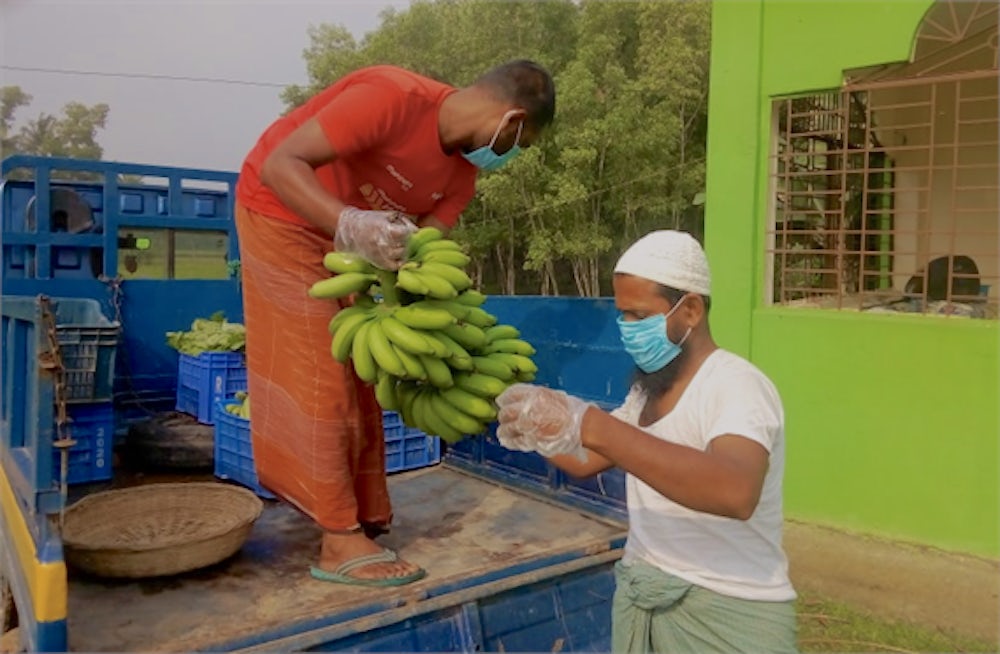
[260,117,347,235]
[580,408,769,520]
[548,450,615,478]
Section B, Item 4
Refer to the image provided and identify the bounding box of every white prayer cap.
[613,230,711,296]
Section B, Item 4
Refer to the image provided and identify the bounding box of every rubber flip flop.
[310,548,426,587]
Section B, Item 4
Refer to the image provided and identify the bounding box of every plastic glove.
[334,206,418,271]
[495,383,592,460]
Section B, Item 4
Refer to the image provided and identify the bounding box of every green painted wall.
[704,0,999,557]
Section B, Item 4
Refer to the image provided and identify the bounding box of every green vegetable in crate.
[308,227,539,443]
[166,312,246,356]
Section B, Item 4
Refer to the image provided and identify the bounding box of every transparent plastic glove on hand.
[495,383,591,461]
[334,206,418,271]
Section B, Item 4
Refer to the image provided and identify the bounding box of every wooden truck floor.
[65,465,627,652]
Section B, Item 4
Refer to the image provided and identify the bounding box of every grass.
[797,593,998,653]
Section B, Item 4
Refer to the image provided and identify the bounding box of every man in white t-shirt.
[495,230,798,653]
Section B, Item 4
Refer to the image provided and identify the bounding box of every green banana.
[405,227,444,258]
[392,343,428,380]
[419,390,464,443]
[454,371,511,398]
[397,381,420,427]
[330,311,373,362]
[396,268,430,295]
[439,386,498,422]
[460,306,499,329]
[483,338,537,357]
[441,321,487,350]
[413,299,470,321]
[351,322,378,383]
[409,388,435,435]
[419,250,471,268]
[328,304,372,334]
[488,352,538,375]
[374,371,399,411]
[323,252,375,275]
[454,290,487,307]
[393,304,456,330]
[367,319,408,378]
[308,272,377,299]
[411,269,458,299]
[484,324,521,342]
[424,331,474,370]
[415,239,463,259]
[515,370,537,382]
[430,391,484,436]
[419,354,454,388]
[379,315,436,356]
[420,333,451,358]
[471,355,516,381]
[417,261,473,292]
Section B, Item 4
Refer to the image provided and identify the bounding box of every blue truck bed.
[67,467,625,652]
[1,156,634,652]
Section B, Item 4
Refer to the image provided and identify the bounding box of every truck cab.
[1,155,631,652]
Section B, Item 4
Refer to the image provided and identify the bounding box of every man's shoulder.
[704,350,780,392]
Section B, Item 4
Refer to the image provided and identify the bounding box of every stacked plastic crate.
[50,298,121,485]
[169,349,270,497]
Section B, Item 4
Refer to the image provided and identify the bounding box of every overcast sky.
[1,0,410,171]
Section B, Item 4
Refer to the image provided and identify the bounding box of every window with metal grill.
[768,39,998,319]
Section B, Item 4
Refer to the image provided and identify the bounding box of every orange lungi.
[234,202,391,532]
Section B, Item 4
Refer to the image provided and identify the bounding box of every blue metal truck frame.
[0,155,632,652]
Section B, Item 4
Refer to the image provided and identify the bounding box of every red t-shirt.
[236,65,477,229]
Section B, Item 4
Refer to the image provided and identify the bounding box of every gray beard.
[632,347,690,399]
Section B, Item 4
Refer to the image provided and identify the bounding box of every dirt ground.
[784,520,1000,644]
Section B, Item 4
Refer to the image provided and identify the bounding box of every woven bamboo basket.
[62,482,264,579]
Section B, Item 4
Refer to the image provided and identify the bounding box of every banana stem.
[376,268,401,307]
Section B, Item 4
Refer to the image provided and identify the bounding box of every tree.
[1,86,33,157]
[282,0,712,297]
[2,86,112,181]
[2,86,110,160]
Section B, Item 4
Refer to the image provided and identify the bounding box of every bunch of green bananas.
[225,391,251,419]
[308,227,538,443]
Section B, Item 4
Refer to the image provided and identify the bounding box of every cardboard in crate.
[383,411,441,474]
[176,352,247,424]
[52,402,114,485]
[214,400,275,499]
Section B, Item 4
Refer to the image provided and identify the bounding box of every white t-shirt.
[613,349,796,602]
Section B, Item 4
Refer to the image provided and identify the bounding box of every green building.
[704,0,998,557]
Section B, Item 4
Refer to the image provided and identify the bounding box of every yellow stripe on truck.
[0,467,67,622]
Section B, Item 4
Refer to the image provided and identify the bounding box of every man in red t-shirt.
[233,60,555,586]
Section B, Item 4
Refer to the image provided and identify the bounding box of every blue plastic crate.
[51,298,120,403]
[213,400,275,499]
[176,351,247,424]
[51,402,114,485]
[383,411,441,474]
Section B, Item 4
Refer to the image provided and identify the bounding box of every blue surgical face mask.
[616,297,691,373]
[462,110,524,172]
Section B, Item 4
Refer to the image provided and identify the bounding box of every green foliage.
[2,85,111,180]
[286,0,711,296]
[165,312,247,356]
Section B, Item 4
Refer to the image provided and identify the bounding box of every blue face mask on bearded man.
[616,296,691,373]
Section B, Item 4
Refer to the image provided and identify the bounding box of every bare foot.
[317,530,422,582]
